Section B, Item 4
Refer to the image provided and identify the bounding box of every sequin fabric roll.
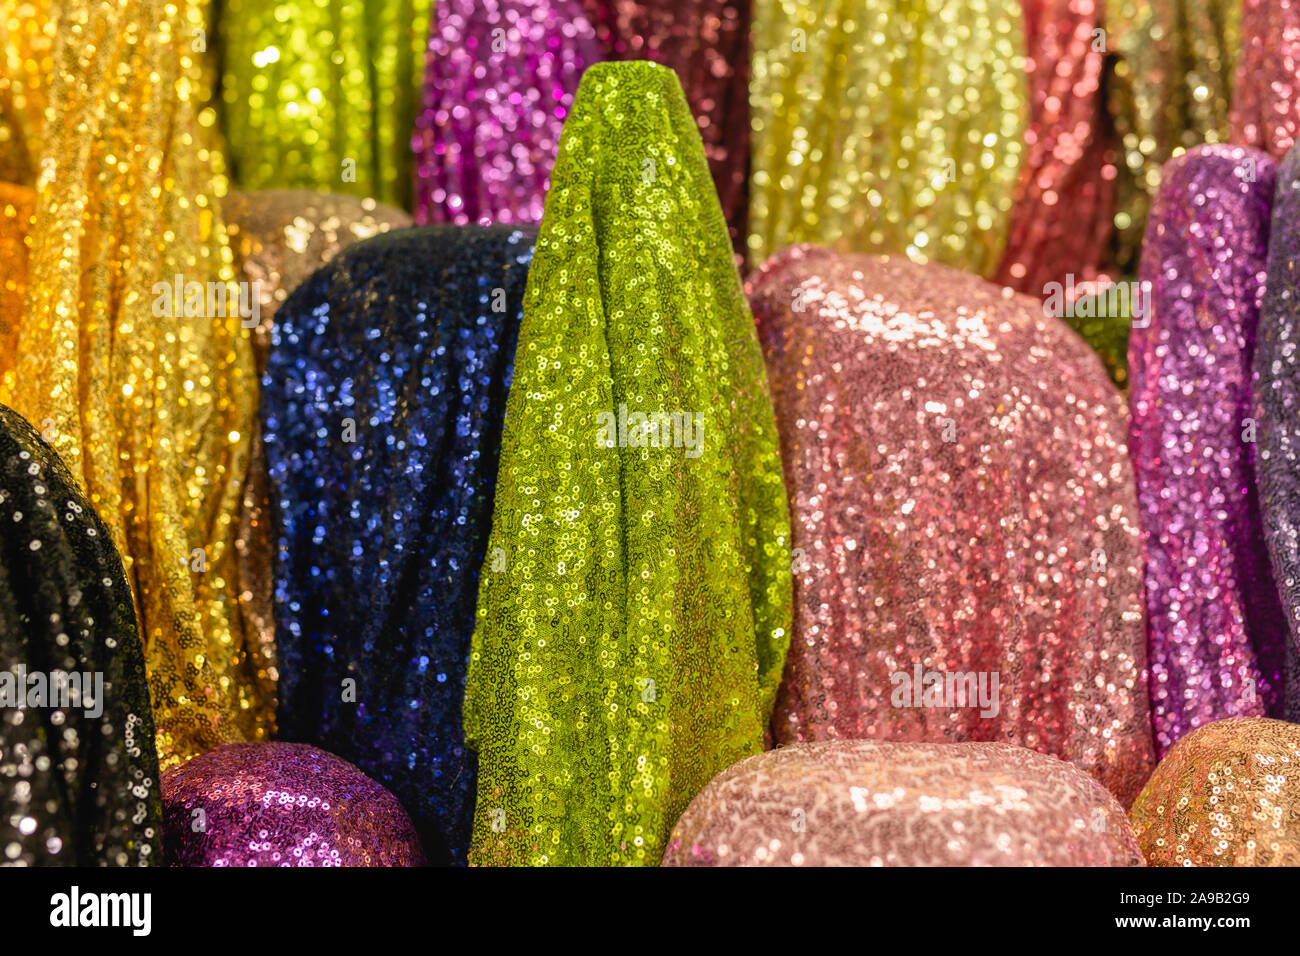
[1253,144,1300,722]
[218,0,429,208]
[663,741,1145,866]
[413,0,598,228]
[748,0,1028,276]
[464,61,793,867]
[0,405,161,866]
[993,0,1118,295]
[0,181,32,385]
[265,225,534,866]
[749,245,1153,805]
[1130,144,1284,757]
[0,0,272,769]
[1230,0,1300,161]
[1103,0,1239,274]
[1131,718,1300,866]
[581,0,751,256]
[162,742,423,866]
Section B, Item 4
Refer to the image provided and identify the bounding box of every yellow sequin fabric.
[1131,718,1300,866]
[218,0,429,208]
[1104,0,1239,272]
[1,0,272,769]
[464,61,793,866]
[0,181,33,381]
[748,0,1028,275]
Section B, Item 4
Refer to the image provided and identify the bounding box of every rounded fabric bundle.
[1230,0,1300,161]
[162,743,423,866]
[0,405,161,866]
[747,0,1027,276]
[218,0,428,207]
[1103,0,1238,273]
[662,741,1145,866]
[749,245,1154,805]
[464,61,793,867]
[1131,718,1300,866]
[413,0,598,227]
[1,0,271,769]
[993,0,1118,295]
[264,225,535,866]
[581,0,752,255]
[1129,144,1285,756]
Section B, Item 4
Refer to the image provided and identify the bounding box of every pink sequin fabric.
[1231,0,1300,161]
[1129,144,1286,758]
[412,0,599,225]
[749,246,1154,805]
[662,741,1145,866]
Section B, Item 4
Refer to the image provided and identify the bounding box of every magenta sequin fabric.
[162,743,424,867]
[1129,144,1286,757]
[412,0,599,225]
[749,246,1154,805]
[662,741,1145,866]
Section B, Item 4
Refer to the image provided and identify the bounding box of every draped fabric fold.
[464,61,793,866]
[1230,0,1300,161]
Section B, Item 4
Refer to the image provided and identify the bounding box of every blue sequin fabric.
[262,225,535,865]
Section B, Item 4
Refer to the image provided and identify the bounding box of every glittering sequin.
[0,404,161,866]
[663,741,1145,866]
[750,245,1153,804]
[1131,717,1300,866]
[1231,0,1300,161]
[218,0,429,208]
[0,0,53,185]
[0,0,272,769]
[163,742,423,866]
[464,61,793,867]
[747,0,1028,275]
[1103,0,1238,274]
[993,0,1118,295]
[582,0,752,256]
[265,225,534,866]
[413,0,598,228]
[1129,144,1285,757]
[0,181,33,387]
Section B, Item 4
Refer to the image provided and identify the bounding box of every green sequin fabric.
[463,61,793,867]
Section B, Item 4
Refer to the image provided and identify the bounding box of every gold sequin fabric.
[464,61,793,866]
[223,189,413,679]
[0,0,54,184]
[1103,0,1239,273]
[748,0,1028,276]
[0,180,33,385]
[1,0,271,769]
[1131,718,1300,866]
[218,0,429,208]
[663,741,1145,866]
[749,245,1155,805]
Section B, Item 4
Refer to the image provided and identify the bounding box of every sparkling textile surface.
[581,0,751,256]
[750,245,1154,805]
[1253,144,1300,722]
[413,0,598,228]
[265,225,534,866]
[0,0,53,185]
[748,0,1027,276]
[993,0,1118,295]
[1131,717,1300,866]
[1230,0,1300,161]
[662,741,1144,866]
[464,61,793,866]
[1129,144,1285,758]
[1103,0,1238,274]
[162,742,423,866]
[218,0,429,208]
[0,181,32,385]
[225,190,413,699]
[0,405,161,866]
[0,0,271,769]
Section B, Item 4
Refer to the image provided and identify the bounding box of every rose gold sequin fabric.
[1131,717,1300,866]
[749,245,1155,805]
[663,740,1145,866]
[1230,0,1300,160]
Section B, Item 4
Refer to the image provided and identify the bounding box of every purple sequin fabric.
[412,0,599,225]
[162,743,424,867]
[1129,143,1286,757]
